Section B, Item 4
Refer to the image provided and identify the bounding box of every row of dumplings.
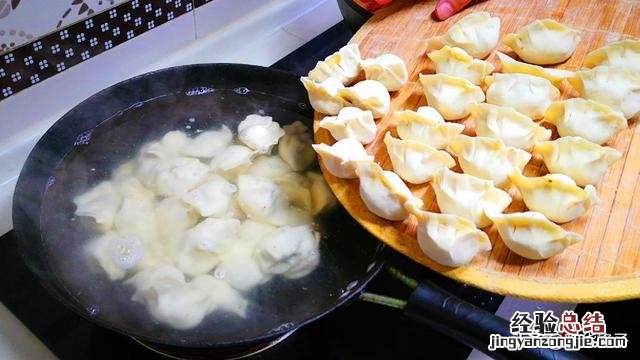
[305,12,639,267]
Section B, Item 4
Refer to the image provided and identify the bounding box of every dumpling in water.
[503,19,580,65]
[404,202,491,267]
[584,39,640,71]
[361,54,409,91]
[485,73,560,120]
[155,197,198,242]
[469,103,551,150]
[247,155,291,179]
[419,73,485,120]
[355,161,424,221]
[237,114,285,154]
[448,135,531,189]
[510,171,599,223]
[495,52,573,87]
[544,98,628,145]
[432,168,512,228]
[113,177,157,242]
[427,46,494,85]
[395,106,464,149]
[181,175,238,217]
[181,126,233,158]
[337,80,391,118]
[274,172,313,211]
[146,131,189,158]
[177,218,241,275]
[318,107,377,144]
[307,172,338,215]
[300,77,349,116]
[74,181,122,229]
[277,121,316,171]
[214,241,268,292]
[426,12,500,59]
[210,145,255,172]
[86,232,132,280]
[308,43,362,85]
[191,274,248,317]
[153,157,210,197]
[487,211,582,260]
[534,137,622,187]
[568,66,640,119]
[256,225,321,279]
[384,132,455,184]
[312,138,374,179]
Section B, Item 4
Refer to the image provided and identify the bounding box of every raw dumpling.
[181,175,238,217]
[210,145,255,172]
[312,138,374,179]
[503,19,580,65]
[384,132,455,184]
[469,103,551,150]
[355,161,424,221]
[191,275,248,317]
[510,171,599,223]
[256,225,320,279]
[237,114,285,154]
[544,98,627,145]
[448,135,531,189]
[395,106,464,149]
[404,202,491,267]
[300,77,349,116]
[308,43,362,85]
[426,12,500,59]
[487,211,582,260]
[432,168,512,228]
[337,80,390,118]
[181,126,233,158]
[153,157,210,197]
[533,136,622,186]
[307,172,338,215]
[496,52,573,87]
[584,39,640,71]
[177,218,241,275]
[247,155,292,179]
[485,73,560,120]
[155,197,198,242]
[278,121,315,171]
[361,54,408,91]
[419,73,485,120]
[427,46,494,85]
[318,106,377,144]
[74,181,122,229]
[568,66,640,119]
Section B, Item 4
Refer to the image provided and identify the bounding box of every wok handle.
[403,280,589,360]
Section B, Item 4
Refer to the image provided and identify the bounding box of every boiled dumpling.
[307,172,338,215]
[510,171,599,223]
[469,103,551,150]
[237,114,285,154]
[210,145,255,172]
[427,46,494,85]
[568,66,640,119]
[181,175,238,217]
[487,211,582,260]
[247,155,292,179]
[177,218,241,275]
[496,52,573,87]
[426,12,500,59]
[395,106,464,149]
[153,157,210,197]
[318,107,377,144]
[312,138,374,179]
[74,181,122,229]
[503,19,580,65]
[278,121,315,171]
[308,43,362,85]
[485,73,560,120]
[85,232,129,280]
[181,126,233,158]
[404,202,491,267]
[432,168,512,228]
[155,197,198,243]
[384,132,455,184]
[274,172,313,211]
[584,39,640,71]
[361,54,408,91]
[256,225,321,279]
[419,73,485,120]
[214,241,268,292]
[534,136,622,187]
[300,76,349,116]
[146,131,189,158]
[355,161,424,221]
[113,177,157,242]
[448,135,531,189]
[191,275,248,317]
[544,98,627,145]
[337,80,390,118]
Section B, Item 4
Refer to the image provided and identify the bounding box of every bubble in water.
[108,235,144,270]
[214,268,226,279]
[188,117,196,123]
[90,168,96,172]
[185,125,192,129]
[346,280,358,291]
[86,305,99,316]
[268,322,295,333]
[298,103,308,110]
[233,87,250,95]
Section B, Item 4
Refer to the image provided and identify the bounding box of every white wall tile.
[283,0,343,41]
[193,0,274,39]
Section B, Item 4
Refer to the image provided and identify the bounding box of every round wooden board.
[314,0,640,302]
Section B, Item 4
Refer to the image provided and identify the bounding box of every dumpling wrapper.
[73,181,122,229]
[153,157,210,197]
[113,177,158,243]
[274,172,313,211]
[426,12,500,59]
[214,241,269,292]
[405,202,491,267]
[448,135,531,189]
[278,121,316,171]
[312,138,374,179]
[181,126,233,158]
[487,211,582,260]
[318,106,377,144]
[155,197,198,243]
[308,43,362,85]
[355,161,424,221]
[181,175,238,217]
[361,53,408,91]
[419,73,485,120]
[301,76,349,116]
[584,39,640,71]
[247,155,292,179]
[85,232,129,280]
[534,137,622,187]
[384,132,455,184]
[495,52,573,87]
[237,114,285,154]
[469,103,551,150]
[485,73,560,120]
[337,80,391,118]
[177,218,241,275]
[191,274,249,317]
[510,171,599,224]
[307,171,338,215]
[503,19,580,65]
[432,168,512,228]
[256,225,321,279]
[427,46,494,85]
[146,131,189,158]
[395,106,464,149]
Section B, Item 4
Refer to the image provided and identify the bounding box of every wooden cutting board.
[314,0,640,302]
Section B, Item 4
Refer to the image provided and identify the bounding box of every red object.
[354,0,393,12]
[558,310,582,336]
[581,311,606,335]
